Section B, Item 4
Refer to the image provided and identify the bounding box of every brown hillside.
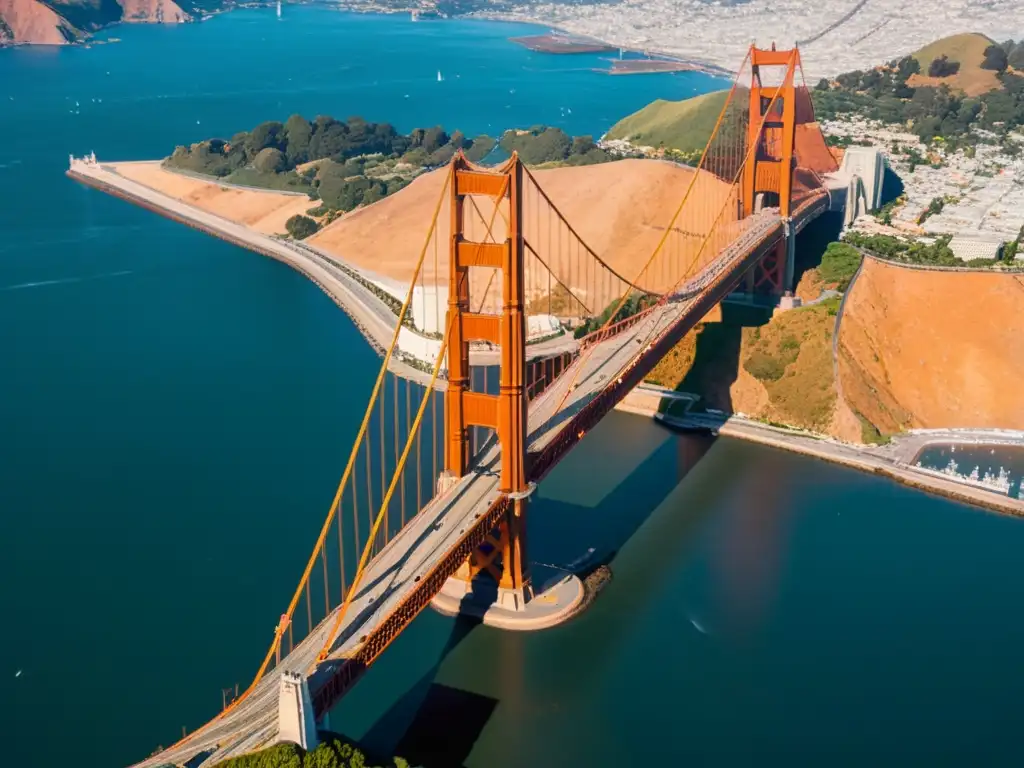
[907,33,1002,97]
[838,258,1024,432]
[647,301,857,438]
[309,158,737,310]
[0,0,74,44]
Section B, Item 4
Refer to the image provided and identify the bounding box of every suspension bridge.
[115,45,843,767]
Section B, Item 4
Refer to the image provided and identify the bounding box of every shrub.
[981,44,1009,72]
[286,214,320,240]
[744,351,786,382]
[818,241,863,290]
[928,55,960,77]
[253,147,288,174]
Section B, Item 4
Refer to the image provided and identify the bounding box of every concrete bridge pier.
[277,671,318,751]
[782,218,795,293]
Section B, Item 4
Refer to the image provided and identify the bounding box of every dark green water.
[3,9,1024,768]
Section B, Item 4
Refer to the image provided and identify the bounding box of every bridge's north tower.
[740,44,802,295]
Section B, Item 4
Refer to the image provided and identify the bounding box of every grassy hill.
[908,32,1002,96]
[604,90,729,153]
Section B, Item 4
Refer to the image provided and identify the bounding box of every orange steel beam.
[741,44,800,220]
[444,152,532,595]
[445,164,471,477]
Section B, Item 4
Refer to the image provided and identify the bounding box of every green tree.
[218,742,304,768]
[421,125,449,153]
[247,121,286,157]
[309,117,349,161]
[463,135,496,162]
[285,214,320,239]
[254,147,287,174]
[818,241,863,290]
[1009,42,1024,70]
[570,135,596,155]
[284,114,313,166]
[981,44,1009,72]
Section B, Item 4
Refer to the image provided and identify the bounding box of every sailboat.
[276,0,281,19]
[437,70,443,82]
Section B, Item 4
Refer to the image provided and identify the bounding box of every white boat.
[437,70,443,82]
[276,0,281,18]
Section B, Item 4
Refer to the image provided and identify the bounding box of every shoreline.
[2,4,732,80]
[65,158,579,378]
[653,408,1024,517]
[66,159,446,387]
[488,13,731,79]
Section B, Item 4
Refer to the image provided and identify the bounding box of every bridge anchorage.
[126,42,842,768]
[430,153,585,627]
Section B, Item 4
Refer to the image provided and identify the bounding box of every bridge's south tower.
[443,152,533,609]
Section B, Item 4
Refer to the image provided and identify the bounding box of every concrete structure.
[840,145,886,211]
[276,672,318,751]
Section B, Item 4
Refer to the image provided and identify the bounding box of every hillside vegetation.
[647,300,844,435]
[814,34,1024,148]
[908,33,1002,96]
[604,90,729,155]
[215,735,408,768]
[165,114,497,212]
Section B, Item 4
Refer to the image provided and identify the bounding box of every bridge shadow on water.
[358,428,721,767]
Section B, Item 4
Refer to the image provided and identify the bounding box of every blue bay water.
[3,9,1024,768]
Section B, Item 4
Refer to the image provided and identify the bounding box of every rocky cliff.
[0,0,79,44]
[0,0,189,45]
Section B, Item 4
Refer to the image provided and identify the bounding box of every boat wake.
[1,270,134,292]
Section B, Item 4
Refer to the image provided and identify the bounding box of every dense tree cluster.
[499,126,612,166]
[846,230,1022,268]
[817,241,863,291]
[813,44,1024,147]
[216,736,408,768]
[165,114,498,211]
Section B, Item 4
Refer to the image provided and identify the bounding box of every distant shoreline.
[1,2,731,82]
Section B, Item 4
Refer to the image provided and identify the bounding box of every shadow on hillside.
[664,212,844,414]
[792,210,844,292]
[362,430,718,767]
[671,302,772,414]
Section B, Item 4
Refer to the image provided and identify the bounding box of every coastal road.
[67,161,579,388]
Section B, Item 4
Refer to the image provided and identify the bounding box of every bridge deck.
[132,204,801,768]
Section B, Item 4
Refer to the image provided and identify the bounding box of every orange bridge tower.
[741,43,802,296]
[439,152,535,613]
